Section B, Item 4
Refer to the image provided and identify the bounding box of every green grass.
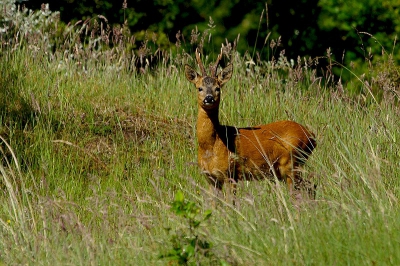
[1,6,400,263]
[1,46,399,265]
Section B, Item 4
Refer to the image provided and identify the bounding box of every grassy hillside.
[1,5,400,265]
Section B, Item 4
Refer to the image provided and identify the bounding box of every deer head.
[185,49,233,111]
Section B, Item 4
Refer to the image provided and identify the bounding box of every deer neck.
[196,107,220,150]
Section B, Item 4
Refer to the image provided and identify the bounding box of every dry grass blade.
[0,135,37,245]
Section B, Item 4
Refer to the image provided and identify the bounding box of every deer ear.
[185,64,200,84]
[218,64,233,85]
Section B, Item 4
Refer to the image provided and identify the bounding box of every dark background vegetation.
[22,0,400,67]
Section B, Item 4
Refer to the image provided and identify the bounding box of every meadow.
[1,5,400,265]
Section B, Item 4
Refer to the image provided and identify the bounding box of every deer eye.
[198,87,203,92]
[215,87,220,92]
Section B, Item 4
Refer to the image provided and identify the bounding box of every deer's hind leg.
[276,153,315,196]
[275,156,296,193]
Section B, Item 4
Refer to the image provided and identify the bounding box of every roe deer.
[185,49,316,200]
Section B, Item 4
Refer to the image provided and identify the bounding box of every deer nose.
[203,95,215,105]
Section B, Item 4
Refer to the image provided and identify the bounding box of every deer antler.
[195,48,207,76]
[210,49,223,77]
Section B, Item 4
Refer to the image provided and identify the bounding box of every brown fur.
[185,53,316,198]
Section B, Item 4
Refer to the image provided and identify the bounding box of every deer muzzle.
[203,95,215,105]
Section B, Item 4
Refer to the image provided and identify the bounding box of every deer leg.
[226,178,237,206]
[286,175,294,194]
[277,161,295,194]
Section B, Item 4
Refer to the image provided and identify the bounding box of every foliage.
[159,191,219,265]
[318,0,400,64]
[18,0,400,68]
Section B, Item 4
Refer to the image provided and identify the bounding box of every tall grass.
[1,1,400,265]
